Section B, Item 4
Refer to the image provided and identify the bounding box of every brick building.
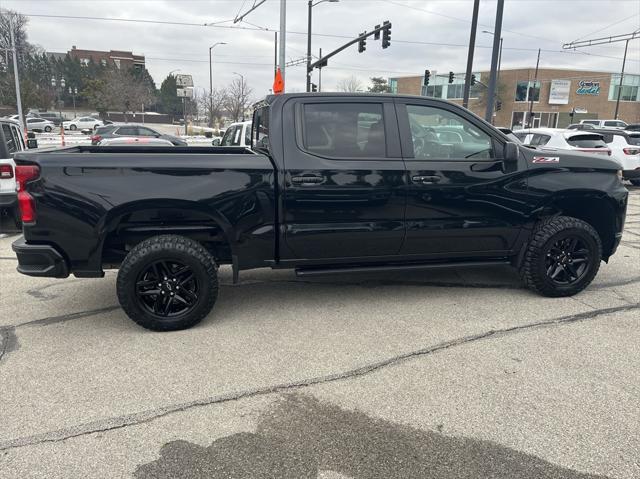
[66,46,145,70]
[389,68,640,128]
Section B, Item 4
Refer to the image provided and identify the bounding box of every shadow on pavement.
[135,394,608,479]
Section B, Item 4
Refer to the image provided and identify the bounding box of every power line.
[570,13,640,43]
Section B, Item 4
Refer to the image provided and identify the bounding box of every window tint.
[137,127,158,137]
[406,104,492,160]
[2,124,18,154]
[253,106,269,150]
[220,126,237,146]
[116,126,137,136]
[302,103,386,158]
[530,134,551,146]
[566,135,607,148]
[244,124,251,146]
[11,125,24,151]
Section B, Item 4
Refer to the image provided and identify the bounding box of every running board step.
[295,260,511,277]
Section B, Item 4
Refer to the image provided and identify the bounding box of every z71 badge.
[532,156,560,164]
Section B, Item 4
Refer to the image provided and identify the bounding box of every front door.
[281,98,406,261]
[397,101,526,257]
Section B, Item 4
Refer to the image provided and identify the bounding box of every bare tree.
[224,77,253,122]
[85,68,155,118]
[336,75,363,92]
[207,88,228,128]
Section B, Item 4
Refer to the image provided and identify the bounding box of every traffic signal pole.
[462,0,479,109]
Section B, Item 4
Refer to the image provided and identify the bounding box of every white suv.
[512,128,611,157]
[0,119,28,230]
[580,119,628,130]
[592,129,640,185]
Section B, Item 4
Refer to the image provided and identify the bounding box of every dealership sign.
[576,80,600,95]
[549,79,571,104]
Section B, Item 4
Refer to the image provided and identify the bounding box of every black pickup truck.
[12,93,628,331]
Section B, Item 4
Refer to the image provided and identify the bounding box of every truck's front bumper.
[12,236,69,278]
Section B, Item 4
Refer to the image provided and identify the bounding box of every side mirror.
[212,138,221,146]
[27,139,38,149]
[503,141,519,163]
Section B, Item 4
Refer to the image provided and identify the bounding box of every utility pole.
[462,0,479,109]
[274,32,278,76]
[318,48,322,91]
[614,39,629,120]
[208,42,226,128]
[9,16,25,132]
[527,48,540,128]
[279,0,286,90]
[484,0,504,122]
[306,0,339,92]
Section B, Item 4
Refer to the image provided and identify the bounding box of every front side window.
[406,104,493,160]
[116,126,137,136]
[137,127,158,137]
[302,103,386,158]
[604,120,626,128]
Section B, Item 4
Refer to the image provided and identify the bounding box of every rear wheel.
[70,124,77,130]
[117,235,218,331]
[520,216,601,297]
[44,126,52,132]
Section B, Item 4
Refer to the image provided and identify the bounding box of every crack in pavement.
[0,302,637,452]
[15,305,121,329]
[0,326,19,363]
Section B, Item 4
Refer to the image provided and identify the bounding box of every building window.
[80,58,89,66]
[100,59,107,67]
[424,85,443,98]
[608,74,640,102]
[113,59,121,69]
[389,78,398,94]
[515,80,540,102]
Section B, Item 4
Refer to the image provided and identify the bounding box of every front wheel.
[117,235,218,331]
[70,124,77,130]
[44,126,52,132]
[519,216,602,297]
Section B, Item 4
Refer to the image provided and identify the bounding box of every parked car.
[26,117,56,133]
[580,119,628,129]
[624,124,640,132]
[566,123,595,130]
[0,118,37,230]
[513,128,611,157]
[91,124,187,146]
[12,93,627,331]
[33,112,65,126]
[98,136,175,146]
[63,116,103,131]
[591,128,640,185]
[216,120,251,147]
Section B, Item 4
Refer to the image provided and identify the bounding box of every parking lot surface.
[0,187,639,478]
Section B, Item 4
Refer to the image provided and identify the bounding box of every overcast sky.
[3,0,639,97]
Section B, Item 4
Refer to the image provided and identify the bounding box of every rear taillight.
[91,135,102,144]
[15,165,40,223]
[623,147,640,155]
[0,164,13,179]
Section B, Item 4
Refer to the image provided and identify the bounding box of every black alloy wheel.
[544,235,591,286]
[135,260,199,318]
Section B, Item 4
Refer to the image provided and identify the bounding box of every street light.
[51,76,66,123]
[209,42,226,128]
[306,0,339,92]
[482,30,503,123]
[68,86,78,118]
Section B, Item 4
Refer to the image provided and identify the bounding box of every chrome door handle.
[412,175,441,184]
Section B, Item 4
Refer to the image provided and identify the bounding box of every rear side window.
[220,125,237,146]
[302,103,386,158]
[2,124,18,154]
[530,134,550,146]
[581,120,599,125]
[566,135,607,148]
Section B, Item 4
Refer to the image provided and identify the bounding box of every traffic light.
[470,74,476,86]
[358,32,367,53]
[311,83,318,92]
[424,69,431,86]
[448,71,455,83]
[374,24,381,40]
[382,21,391,49]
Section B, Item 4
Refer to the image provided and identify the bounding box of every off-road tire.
[117,235,218,331]
[519,216,601,297]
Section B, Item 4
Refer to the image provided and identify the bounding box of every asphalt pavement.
[0,186,638,478]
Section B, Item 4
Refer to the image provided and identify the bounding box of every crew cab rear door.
[396,99,526,257]
[280,97,406,261]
